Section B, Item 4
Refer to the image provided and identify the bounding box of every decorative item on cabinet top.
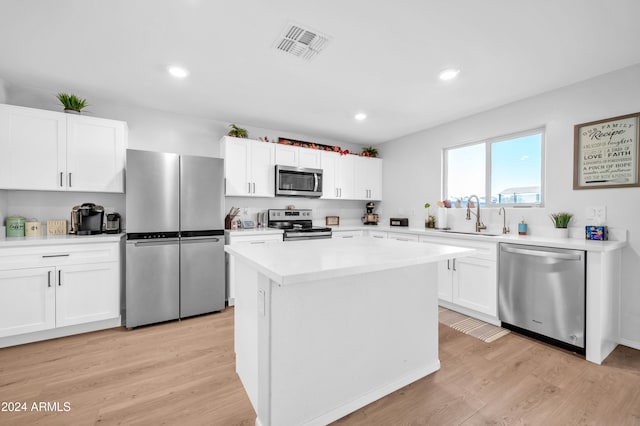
[227,124,248,138]
[56,93,88,114]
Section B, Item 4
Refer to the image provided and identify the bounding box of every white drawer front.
[0,243,119,270]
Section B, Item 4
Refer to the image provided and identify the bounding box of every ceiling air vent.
[274,23,331,60]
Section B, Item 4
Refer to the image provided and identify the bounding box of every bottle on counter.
[518,218,528,235]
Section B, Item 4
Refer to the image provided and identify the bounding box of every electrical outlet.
[594,205,606,223]
[586,206,606,224]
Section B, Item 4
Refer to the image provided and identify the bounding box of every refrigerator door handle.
[132,238,180,247]
[181,237,222,244]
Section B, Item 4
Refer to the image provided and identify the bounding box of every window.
[443,129,544,207]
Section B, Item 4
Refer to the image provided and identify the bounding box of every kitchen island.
[225,238,474,426]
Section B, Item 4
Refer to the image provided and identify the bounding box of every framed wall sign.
[573,112,640,189]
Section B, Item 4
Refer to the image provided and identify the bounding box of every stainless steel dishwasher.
[498,243,586,354]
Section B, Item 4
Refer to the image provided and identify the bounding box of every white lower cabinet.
[367,230,388,239]
[420,235,498,323]
[387,232,419,242]
[0,267,55,337]
[332,230,363,239]
[225,232,283,306]
[55,262,120,328]
[0,241,121,344]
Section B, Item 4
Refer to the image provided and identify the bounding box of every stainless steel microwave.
[275,165,323,197]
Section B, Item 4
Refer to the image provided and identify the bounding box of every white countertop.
[224,237,474,286]
[0,233,124,248]
[330,225,626,252]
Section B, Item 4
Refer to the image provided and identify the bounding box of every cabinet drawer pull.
[58,270,62,286]
[42,254,70,258]
[48,270,52,287]
[249,241,266,244]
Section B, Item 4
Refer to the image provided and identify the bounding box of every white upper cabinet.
[0,104,127,193]
[275,144,322,169]
[274,144,298,167]
[0,105,66,191]
[321,151,382,200]
[354,156,382,200]
[320,151,355,199]
[221,136,275,197]
[66,115,126,192]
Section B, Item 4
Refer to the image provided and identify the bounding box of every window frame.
[442,127,546,208]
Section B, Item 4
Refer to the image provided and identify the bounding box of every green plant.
[56,93,88,112]
[550,212,573,228]
[361,146,378,157]
[227,124,248,138]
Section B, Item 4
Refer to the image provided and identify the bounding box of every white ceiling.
[2,0,640,145]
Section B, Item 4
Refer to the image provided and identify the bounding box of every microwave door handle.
[314,173,319,192]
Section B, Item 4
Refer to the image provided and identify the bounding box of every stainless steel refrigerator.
[125,149,225,327]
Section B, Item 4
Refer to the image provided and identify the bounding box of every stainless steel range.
[268,209,332,241]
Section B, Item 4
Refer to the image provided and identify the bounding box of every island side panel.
[258,263,440,426]
[234,256,261,411]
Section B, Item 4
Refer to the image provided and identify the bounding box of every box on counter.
[585,225,608,240]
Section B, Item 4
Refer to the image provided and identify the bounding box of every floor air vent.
[274,23,331,60]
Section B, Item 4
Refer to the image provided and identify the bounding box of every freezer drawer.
[125,238,180,327]
[498,243,585,351]
[180,236,225,318]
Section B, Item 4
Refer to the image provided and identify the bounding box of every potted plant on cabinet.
[227,124,248,138]
[550,212,573,238]
[56,93,88,114]
[361,146,378,157]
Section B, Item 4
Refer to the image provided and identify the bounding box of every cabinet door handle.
[252,182,256,193]
[68,173,72,187]
[58,270,62,286]
[60,172,64,187]
[248,183,251,194]
[48,270,52,287]
[452,258,456,271]
[447,259,450,270]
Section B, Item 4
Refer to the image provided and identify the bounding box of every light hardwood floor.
[1,308,639,425]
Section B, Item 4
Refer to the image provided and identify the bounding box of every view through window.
[444,129,543,207]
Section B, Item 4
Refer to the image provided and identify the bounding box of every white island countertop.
[224,237,474,286]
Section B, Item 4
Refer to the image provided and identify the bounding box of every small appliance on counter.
[390,217,409,227]
[362,202,379,225]
[70,203,104,235]
[105,212,122,234]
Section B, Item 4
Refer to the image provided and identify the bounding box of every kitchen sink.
[439,230,501,237]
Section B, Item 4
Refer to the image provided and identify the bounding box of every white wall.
[3,83,368,229]
[379,63,640,347]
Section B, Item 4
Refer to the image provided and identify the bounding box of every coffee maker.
[70,203,105,235]
[362,202,379,225]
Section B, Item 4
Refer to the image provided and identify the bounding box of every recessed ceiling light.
[355,113,367,121]
[168,66,189,79]
[439,68,460,81]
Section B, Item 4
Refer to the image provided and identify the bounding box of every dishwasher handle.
[501,245,583,261]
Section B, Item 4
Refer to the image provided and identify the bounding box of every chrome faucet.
[466,194,486,232]
[499,207,510,234]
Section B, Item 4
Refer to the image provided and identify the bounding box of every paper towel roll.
[437,207,448,229]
